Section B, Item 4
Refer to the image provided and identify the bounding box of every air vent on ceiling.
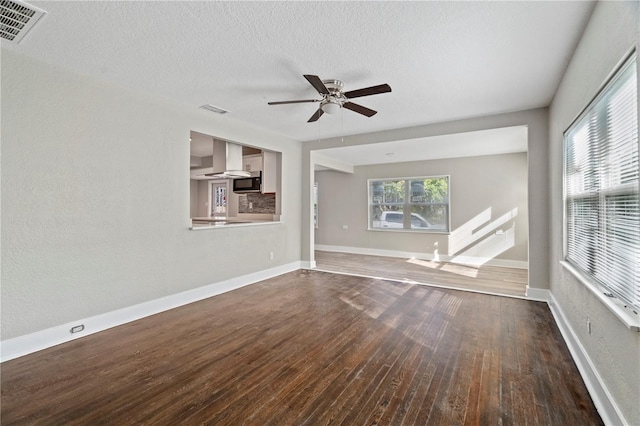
[0,0,46,44]
[199,104,229,115]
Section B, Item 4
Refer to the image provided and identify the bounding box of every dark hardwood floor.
[1,270,600,425]
[315,250,528,297]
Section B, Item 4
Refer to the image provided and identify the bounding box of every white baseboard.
[547,292,626,426]
[1,261,303,363]
[314,244,528,269]
[300,260,316,269]
[525,287,550,302]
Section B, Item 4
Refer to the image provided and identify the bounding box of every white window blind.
[564,55,639,314]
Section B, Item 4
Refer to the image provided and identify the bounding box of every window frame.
[367,175,451,234]
[562,52,640,330]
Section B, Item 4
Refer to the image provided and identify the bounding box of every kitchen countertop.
[190,217,279,230]
[192,217,253,223]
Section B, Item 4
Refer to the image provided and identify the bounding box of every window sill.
[560,261,640,331]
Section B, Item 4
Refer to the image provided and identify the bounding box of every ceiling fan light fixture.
[268,74,391,122]
[321,101,341,114]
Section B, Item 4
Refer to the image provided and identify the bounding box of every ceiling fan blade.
[268,99,319,105]
[307,108,324,122]
[303,74,330,95]
[343,102,377,117]
[344,83,392,99]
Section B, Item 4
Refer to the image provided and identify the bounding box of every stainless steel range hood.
[205,139,250,179]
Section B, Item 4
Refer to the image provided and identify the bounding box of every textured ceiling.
[4,1,594,142]
[315,126,528,166]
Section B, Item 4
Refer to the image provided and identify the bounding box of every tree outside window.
[369,176,449,232]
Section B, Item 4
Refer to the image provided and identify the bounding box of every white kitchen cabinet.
[243,154,262,172]
[242,152,276,193]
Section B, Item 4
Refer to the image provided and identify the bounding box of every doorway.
[209,181,228,217]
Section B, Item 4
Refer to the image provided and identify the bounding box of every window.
[313,182,319,229]
[564,54,639,315]
[209,181,227,216]
[369,176,449,232]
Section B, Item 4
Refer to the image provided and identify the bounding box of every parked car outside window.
[368,176,450,232]
[373,211,431,229]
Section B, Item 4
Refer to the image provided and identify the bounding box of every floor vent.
[199,104,229,115]
[0,0,46,44]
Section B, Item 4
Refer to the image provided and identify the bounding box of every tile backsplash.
[238,193,275,214]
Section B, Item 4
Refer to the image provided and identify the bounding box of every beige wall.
[188,180,210,218]
[315,153,528,266]
[302,108,549,288]
[1,50,302,339]
[548,1,640,424]
[190,180,199,217]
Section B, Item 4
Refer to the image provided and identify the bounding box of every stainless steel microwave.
[233,174,261,193]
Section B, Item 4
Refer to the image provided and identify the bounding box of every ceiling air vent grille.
[0,0,46,43]
[199,104,229,115]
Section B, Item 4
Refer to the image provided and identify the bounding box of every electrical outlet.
[342,225,348,230]
[269,251,274,261]
[70,324,85,334]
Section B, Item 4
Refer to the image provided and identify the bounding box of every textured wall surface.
[315,153,528,265]
[548,1,640,424]
[1,50,301,339]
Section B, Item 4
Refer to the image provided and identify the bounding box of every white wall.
[548,1,640,424]
[302,108,549,288]
[315,153,528,267]
[1,50,302,340]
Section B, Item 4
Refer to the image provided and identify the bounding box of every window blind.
[564,55,639,314]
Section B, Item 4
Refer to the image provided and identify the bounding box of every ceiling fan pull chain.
[318,109,321,143]
[341,106,344,145]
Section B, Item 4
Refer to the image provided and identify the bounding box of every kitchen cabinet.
[243,154,262,172]
[243,152,276,194]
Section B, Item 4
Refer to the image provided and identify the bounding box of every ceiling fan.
[268,75,392,123]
